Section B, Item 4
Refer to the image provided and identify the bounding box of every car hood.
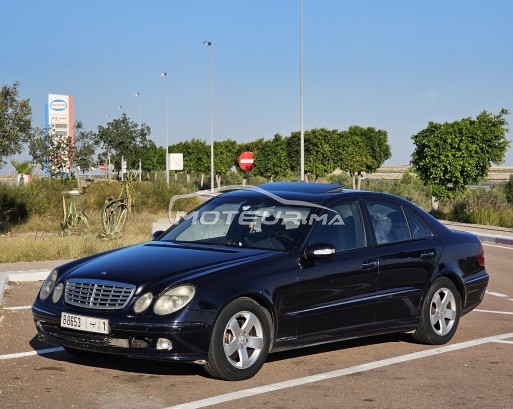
[64,241,279,288]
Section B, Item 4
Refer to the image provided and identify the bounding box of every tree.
[73,121,97,173]
[170,139,210,184]
[171,139,209,174]
[138,142,165,174]
[411,109,510,201]
[214,139,239,187]
[334,126,391,189]
[0,82,32,168]
[28,121,95,177]
[287,128,338,181]
[28,126,71,176]
[95,114,152,174]
[10,159,35,175]
[10,159,35,185]
[238,138,266,158]
[253,134,290,180]
[28,127,51,172]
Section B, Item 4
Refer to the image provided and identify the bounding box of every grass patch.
[3,173,513,263]
[0,210,167,263]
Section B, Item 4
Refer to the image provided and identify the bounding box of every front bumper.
[32,305,211,363]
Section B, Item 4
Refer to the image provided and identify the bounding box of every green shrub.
[3,172,513,236]
[327,173,352,187]
[449,187,508,225]
[501,174,513,204]
[222,171,244,186]
[246,174,268,186]
[0,186,29,232]
[428,208,447,220]
[448,199,471,223]
[81,180,123,210]
[360,172,432,211]
[0,178,76,231]
[499,207,513,228]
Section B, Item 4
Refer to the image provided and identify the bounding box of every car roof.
[218,182,418,210]
[217,182,346,204]
[258,182,344,194]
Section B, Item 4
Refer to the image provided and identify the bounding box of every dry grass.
[0,210,167,263]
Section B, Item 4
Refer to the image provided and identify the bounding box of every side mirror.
[303,243,336,259]
[151,230,164,241]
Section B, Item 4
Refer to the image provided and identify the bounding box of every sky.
[2,0,513,174]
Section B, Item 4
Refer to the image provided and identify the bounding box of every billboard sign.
[46,94,74,175]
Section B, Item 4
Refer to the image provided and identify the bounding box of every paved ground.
[1,244,512,409]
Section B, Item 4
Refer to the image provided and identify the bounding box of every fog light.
[156,338,173,350]
[130,338,149,348]
[109,338,129,348]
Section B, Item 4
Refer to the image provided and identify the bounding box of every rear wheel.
[413,277,461,345]
[204,297,272,381]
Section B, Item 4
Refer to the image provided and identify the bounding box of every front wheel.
[204,297,272,381]
[413,277,461,345]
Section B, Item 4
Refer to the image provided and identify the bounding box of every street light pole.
[203,40,215,192]
[300,0,305,182]
[135,92,141,126]
[161,72,170,187]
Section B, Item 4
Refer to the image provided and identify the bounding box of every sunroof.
[258,182,343,194]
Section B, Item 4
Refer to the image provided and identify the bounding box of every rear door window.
[405,210,433,239]
[365,201,411,245]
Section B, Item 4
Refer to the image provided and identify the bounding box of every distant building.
[45,94,74,176]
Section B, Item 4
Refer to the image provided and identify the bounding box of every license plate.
[61,312,110,334]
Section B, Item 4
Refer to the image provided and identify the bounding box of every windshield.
[159,196,313,251]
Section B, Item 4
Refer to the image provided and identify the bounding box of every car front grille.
[64,279,135,310]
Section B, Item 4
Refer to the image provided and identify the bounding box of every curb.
[440,221,513,246]
[0,270,51,305]
[473,233,513,246]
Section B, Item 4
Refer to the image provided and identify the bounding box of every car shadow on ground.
[268,332,414,362]
[29,332,414,379]
[28,336,204,377]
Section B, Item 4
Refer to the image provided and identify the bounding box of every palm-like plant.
[11,159,35,174]
[10,159,35,185]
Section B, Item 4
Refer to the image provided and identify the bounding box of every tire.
[204,297,272,381]
[413,277,461,345]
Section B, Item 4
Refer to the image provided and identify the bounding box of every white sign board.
[169,153,184,171]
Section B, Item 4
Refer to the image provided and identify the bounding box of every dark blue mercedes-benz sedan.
[32,182,488,380]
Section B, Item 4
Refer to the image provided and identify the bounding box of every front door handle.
[361,259,378,269]
[421,251,435,259]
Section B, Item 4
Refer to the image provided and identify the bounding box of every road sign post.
[238,151,254,185]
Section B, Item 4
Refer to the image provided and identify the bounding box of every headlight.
[133,292,153,313]
[52,283,64,303]
[153,284,195,315]
[39,270,58,301]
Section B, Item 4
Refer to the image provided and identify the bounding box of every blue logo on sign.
[50,99,67,111]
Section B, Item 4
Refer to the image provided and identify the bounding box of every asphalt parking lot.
[0,243,512,409]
